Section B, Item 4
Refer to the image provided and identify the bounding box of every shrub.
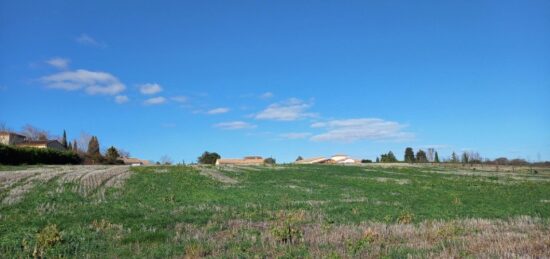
[0,144,81,165]
[33,224,63,257]
[264,157,276,165]
[197,151,220,165]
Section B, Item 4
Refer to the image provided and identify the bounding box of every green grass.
[0,164,549,257]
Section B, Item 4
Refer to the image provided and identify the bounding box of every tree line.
[1,123,128,165]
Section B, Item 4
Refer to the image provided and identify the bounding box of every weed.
[33,224,63,257]
[271,210,306,244]
[398,211,414,224]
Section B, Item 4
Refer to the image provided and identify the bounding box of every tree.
[468,151,482,164]
[434,152,440,163]
[361,159,372,163]
[87,136,100,156]
[105,146,120,163]
[87,136,102,164]
[461,152,469,164]
[61,130,68,149]
[494,157,509,165]
[198,151,220,165]
[404,147,415,163]
[380,151,397,163]
[0,122,10,132]
[264,157,276,165]
[160,155,173,165]
[118,149,130,158]
[375,157,380,163]
[295,156,303,161]
[68,141,73,151]
[416,149,428,163]
[450,152,459,163]
[426,148,435,162]
[72,140,78,153]
[21,124,50,141]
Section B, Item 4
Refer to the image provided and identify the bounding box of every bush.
[264,157,276,165]
[197,151,220,165]
[361,159,372,163]
[0,144,81,165]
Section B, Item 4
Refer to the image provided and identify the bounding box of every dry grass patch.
[1,165,132,205]
[196,167,238,184]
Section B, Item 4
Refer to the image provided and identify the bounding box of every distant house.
[330,154,358,164]
[294,154,359,164]
[120,157,150,166]
[216,156,264,166]
[16,140,66,151]
[0,132,26,145]
[295,157,331,164]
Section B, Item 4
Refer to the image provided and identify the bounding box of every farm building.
[294,154,359,164]
[216,156,264,166]
[120,157,150,166]
[295,157,331,164]
[330,154,358,164]
[0,131,26,145]
[15,140,66,151]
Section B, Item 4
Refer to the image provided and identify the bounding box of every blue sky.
[1,0,549,163]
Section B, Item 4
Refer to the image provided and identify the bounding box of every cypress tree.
[450,152,458,163]
[73,140,78,152]
[68,141,73,151]
[61,130,67,149]
[434,152,440,163]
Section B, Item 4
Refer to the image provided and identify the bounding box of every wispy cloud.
[260,92,274,99]
[139,83,163,95]
[310,118,414,142]
[40,69,125,95]
[207,107,230,115]
[280,132,312,139]
[114,95,129,104]
[171,96,188,103]
[76,33,106,48]
[46,57,70,69]
[255,98,315,121]
[144,96,167,105]
[418,144,450,150]
[214,121,256,130]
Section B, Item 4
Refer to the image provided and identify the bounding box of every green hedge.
[0,144,81,165]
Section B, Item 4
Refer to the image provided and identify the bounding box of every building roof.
[0,131,26,137]
[120,157,149,165]
[216,157,264,165]
[16,140,61,146]
[295,157,330,164]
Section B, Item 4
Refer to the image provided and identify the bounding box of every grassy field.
[1,164,549,258]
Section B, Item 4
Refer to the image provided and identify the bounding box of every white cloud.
[171,96,188,103]
[115,95,129,104]
[260,92,274,99]
[46,57,70,69]
[207,107,230,115]
[139,83,163,95]
[76,33,105,47]
[40,69,125,95]
[144,96,167,105]
[255,98,315,121]
[310,118,414,142]
[280,132,312,139]
[214,121,256,130]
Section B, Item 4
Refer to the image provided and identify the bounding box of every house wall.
[0,134,26,145]
[46,141,66,151]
